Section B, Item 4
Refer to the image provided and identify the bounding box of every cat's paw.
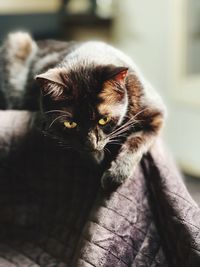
[101,167,128,192]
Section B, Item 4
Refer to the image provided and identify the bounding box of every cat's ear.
[35,68,65,97]
[105,66,128,84]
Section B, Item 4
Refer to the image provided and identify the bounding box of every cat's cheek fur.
[98,96,128,125]
[110,101,128,126]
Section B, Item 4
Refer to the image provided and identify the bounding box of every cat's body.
[0,32,166,190]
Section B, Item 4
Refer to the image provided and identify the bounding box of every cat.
[0,32,166,190]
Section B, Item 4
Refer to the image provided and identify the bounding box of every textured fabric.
[0,111,200,267]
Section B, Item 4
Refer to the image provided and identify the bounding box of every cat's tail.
[1,31,38,108]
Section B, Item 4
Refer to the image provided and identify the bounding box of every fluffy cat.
[0,32,166,189]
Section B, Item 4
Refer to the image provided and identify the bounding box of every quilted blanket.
[0,110,200,267]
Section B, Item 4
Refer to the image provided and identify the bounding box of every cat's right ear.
[35,68,65,98]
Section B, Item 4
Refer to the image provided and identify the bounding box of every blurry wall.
[113,0,200,176]
[0,0,60,13]
[0,0,62,40]
[0,0,113,41]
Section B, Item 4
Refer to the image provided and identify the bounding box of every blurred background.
[0,0,200,203]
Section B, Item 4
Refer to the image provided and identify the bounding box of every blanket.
[0,110,200,267]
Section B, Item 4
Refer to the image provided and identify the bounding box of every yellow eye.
[98,116,111,126]
[64,121,77,129]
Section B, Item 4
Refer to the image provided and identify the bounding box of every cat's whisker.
[107,137,123,144]
[108,141,123,145]
[48,115,67,128]
[125,107,149,121]
[108,142,121,146]
[132,107,149,118]
[110,126,132,136]
[108,140,122,144]
[108,133,126,140]
[56,140,73,149]
[107,118,139,137]
[108,126,132,137]
[104,147,111,155]
[42,130,73,150]
[108,123,135,138]
[42,130,57,139]
[114,118,136,130]
[108,136,123,142]
[113,107,148,134]
[107,140,120,144]
[109,138,124,142]
[108,116,144,137]
[44,110,71,116]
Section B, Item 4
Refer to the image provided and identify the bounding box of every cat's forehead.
[62,89,124,119]
[39,63,128,119]
[60,66,102,99]
[59,67,127,118]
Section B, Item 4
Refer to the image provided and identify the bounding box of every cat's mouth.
[80,147,105,164]
[83,141,106,153]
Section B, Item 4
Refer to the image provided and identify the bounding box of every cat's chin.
[80,149,105,165]
[91,150,105,164]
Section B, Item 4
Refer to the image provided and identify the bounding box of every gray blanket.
[0,110,200,267]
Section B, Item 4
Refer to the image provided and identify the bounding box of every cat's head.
[36,64,128,161]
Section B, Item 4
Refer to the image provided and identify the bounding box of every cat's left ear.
[35,68,65,97]
[105,66,128,84]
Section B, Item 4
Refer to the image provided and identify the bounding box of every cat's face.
[36,65,128,160]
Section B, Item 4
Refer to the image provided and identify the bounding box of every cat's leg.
[2,32,37,108]
[101,109,164,190]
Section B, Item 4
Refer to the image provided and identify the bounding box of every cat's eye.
[98,116,111,126]
[64,120,77,129]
